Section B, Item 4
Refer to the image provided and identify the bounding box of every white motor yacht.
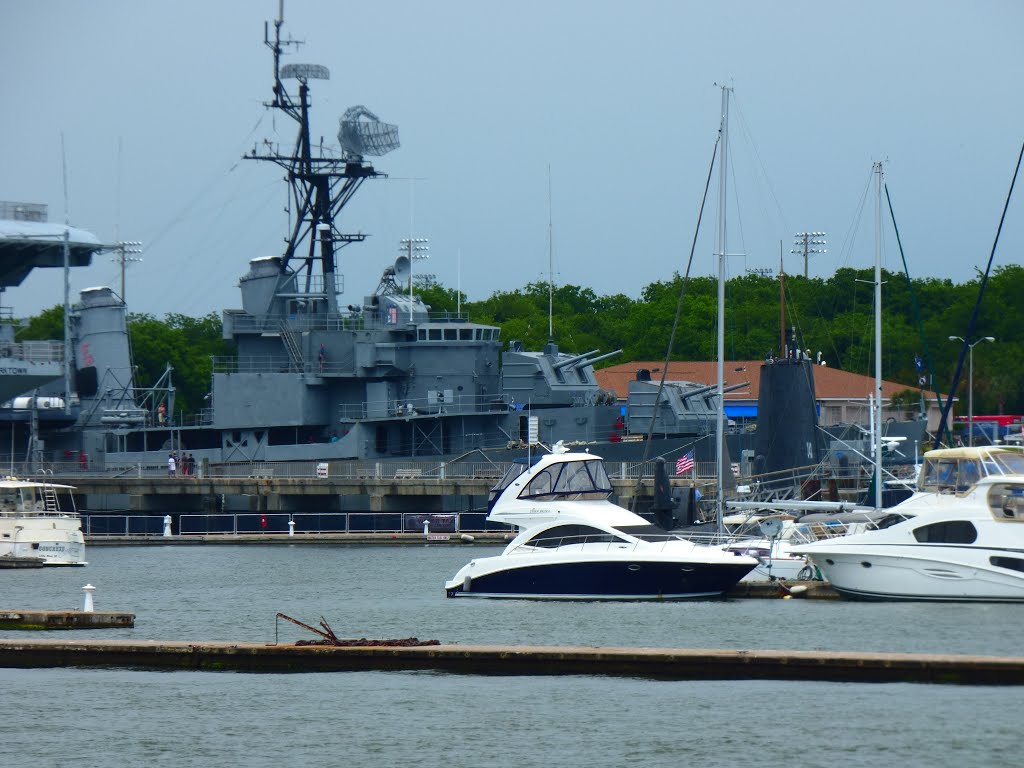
[445,447,757,600]
[789,446,1024,601]
[0,478,86,566]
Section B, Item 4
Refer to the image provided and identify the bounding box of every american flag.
[676,450,695,474]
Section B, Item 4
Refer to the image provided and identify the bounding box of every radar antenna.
[245,2,399,314]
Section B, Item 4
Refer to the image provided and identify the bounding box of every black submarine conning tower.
[244,2,400,316]
[753,326,825,477]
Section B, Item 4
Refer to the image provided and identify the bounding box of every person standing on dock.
[168,452,177,477]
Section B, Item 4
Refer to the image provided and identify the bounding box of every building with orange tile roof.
[595,360,949,431]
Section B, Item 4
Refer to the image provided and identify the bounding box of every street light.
[948,335,996,446]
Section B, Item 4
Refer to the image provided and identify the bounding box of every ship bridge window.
[912,520,977,544]
[525,524,625,548]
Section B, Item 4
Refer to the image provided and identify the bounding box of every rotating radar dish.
[280,63,330,81]
[338,105,400,158]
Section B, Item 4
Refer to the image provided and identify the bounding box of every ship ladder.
[42,486,60,512]
[279,328,305,373]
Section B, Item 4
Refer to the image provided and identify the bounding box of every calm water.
[2,544,1024,767]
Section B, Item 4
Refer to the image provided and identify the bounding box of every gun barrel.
[571,349,623,369]
[551,349,600,370]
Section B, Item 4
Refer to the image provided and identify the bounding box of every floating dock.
[0,556,46,569]
[0,639,1020,684]
[0,611,135,631]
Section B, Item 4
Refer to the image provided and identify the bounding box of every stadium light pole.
[791,231,826,278]
[949,335,996,446]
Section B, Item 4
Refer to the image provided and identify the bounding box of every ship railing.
[224,311,367,334]
[513,532,711,554]
[81,511,513,536]
[337,394,514,421]
[204,460,519,481]
[0,339,64,363]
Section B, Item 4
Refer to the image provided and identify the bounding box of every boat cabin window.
[524,524,625,548]
[0,488,22,512]
[912,520,978,544]
[990,556,1024,573]
[519,459,613,502]
[459,328,473,341]
[988,483,1024,521]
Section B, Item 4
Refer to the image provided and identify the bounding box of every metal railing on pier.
[82,511,511,537]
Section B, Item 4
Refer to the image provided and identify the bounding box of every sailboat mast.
[873,161,884,509]
[548,163,554,340]
[715,85,731,536]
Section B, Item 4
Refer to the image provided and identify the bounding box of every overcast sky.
[2,0,1022,320]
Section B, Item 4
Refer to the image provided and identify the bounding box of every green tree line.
[16,264,1024,416]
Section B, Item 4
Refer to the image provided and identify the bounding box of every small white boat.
[789,446,1024,601]
[0,478,86,566]
[444,447,757,600]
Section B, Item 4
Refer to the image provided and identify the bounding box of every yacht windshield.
[992,452,1024,475]
[519,459,613,502]
[487,462,530,512]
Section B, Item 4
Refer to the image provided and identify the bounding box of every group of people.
[167,451,197,477]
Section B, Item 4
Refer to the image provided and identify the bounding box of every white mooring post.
[82,584,96,612]
[423,519,430,537]
[163,515,173,537]
[288,517,295,536]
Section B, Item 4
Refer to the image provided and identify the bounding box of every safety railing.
[82,511,510,537]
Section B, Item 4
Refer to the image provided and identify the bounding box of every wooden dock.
[0,639,1020,684]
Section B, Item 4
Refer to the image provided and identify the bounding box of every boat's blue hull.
[446,559,754,600]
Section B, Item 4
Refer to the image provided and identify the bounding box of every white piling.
[82,584,96,612]
[162,515,173,537]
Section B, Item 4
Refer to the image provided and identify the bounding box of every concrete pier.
[0,639,1020,684]
[0,611,135,630]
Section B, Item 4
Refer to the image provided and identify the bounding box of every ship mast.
[714,85,731,538]
[245,2,393,315]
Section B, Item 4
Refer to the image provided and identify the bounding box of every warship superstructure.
[0,9,724,471]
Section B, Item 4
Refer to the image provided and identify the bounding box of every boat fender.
[460,533,475,543]
[788,585,808,595]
